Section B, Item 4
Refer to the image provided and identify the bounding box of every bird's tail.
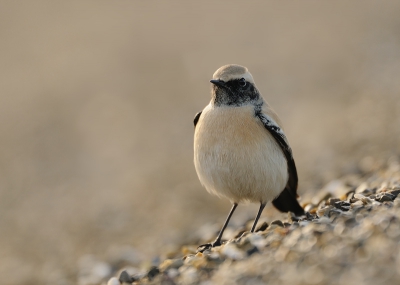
[272,187,305,216]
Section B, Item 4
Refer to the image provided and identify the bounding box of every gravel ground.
[77,157,400,285]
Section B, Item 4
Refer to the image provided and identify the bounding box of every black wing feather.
[194,111,202,128]
[255,109,304,216]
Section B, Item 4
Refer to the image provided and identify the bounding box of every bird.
[193,64,304,252]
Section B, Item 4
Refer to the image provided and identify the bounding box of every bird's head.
[210,64,261,107]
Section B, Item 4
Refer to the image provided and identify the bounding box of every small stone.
[289,212,302,222]
[304,203,316,212]
[361,197,374,205]
[334,201,351,211]
[246,246,259,256]
[186,255,207,269]
[329,208,344,219]
[316,206,333,218]
[309,207,318,214]
[354,193,365,199]
[167,268,179,279]
[207,251,222,259]
[182,254,194,261]
[359,189,374,196]
[351,200,364,209]
[255,222,269,232]
[306,212,316,220]
[221,243,245,260]
[346,192,354,201]
[375,193,395,202]
[270,220,284,227]
[245,232,266,249]
[108,277,121,285]
[299,220,310,227]
[180,266,198,284]
[119,270,133,283]
[146,266,159,281]
[389,189,400,197]
[316,216,331,224]
[206,252,225,264]
[328,198,341,206]
[159,260,173,272]
[159,259,183,272]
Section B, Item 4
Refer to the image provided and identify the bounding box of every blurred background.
[1,1,400,284]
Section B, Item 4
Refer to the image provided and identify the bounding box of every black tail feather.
[272,187,304,216]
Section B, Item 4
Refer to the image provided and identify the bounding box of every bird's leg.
[250,203,266,232]
[197,203,238,253]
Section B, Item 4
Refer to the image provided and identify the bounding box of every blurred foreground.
[0,1,400,284]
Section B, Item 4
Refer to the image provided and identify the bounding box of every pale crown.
[213,64,255,84]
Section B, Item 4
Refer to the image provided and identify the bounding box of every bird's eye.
[239,78,246,87]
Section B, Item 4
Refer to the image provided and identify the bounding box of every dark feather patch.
[254,104,304,215]
[272,187,304,216]
[194,111,202,128]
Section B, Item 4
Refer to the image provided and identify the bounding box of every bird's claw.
[196,240,222,253]
[197,243,212,253]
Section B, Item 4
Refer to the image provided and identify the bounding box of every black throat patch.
[213,79,260,107]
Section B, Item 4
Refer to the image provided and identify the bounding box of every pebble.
[167,268,179,279]
[328,198,341,206]
[270,220,284,227]
[180,266,199,284]
[353,193,365,199]
[304,203,317,212]
[255,221,269,232]
[146,266,159,281]
[316,206,333,218]
[220,243,245,260]
[389,188,400,197]
[334,201,351,211]
[118,271,132,283]
[107,277,120,285]
[159,258,184,272]
[375,193,395,202]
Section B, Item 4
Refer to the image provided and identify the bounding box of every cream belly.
[194,103,288,203]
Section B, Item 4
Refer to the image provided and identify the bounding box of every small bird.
[194,64,304,252]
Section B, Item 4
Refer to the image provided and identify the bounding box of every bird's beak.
[210,79,226,88]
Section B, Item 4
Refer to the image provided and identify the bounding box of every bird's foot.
[196,240,222,253]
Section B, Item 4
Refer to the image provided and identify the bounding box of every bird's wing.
[255,104,304,215]
[194,111,202,128]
